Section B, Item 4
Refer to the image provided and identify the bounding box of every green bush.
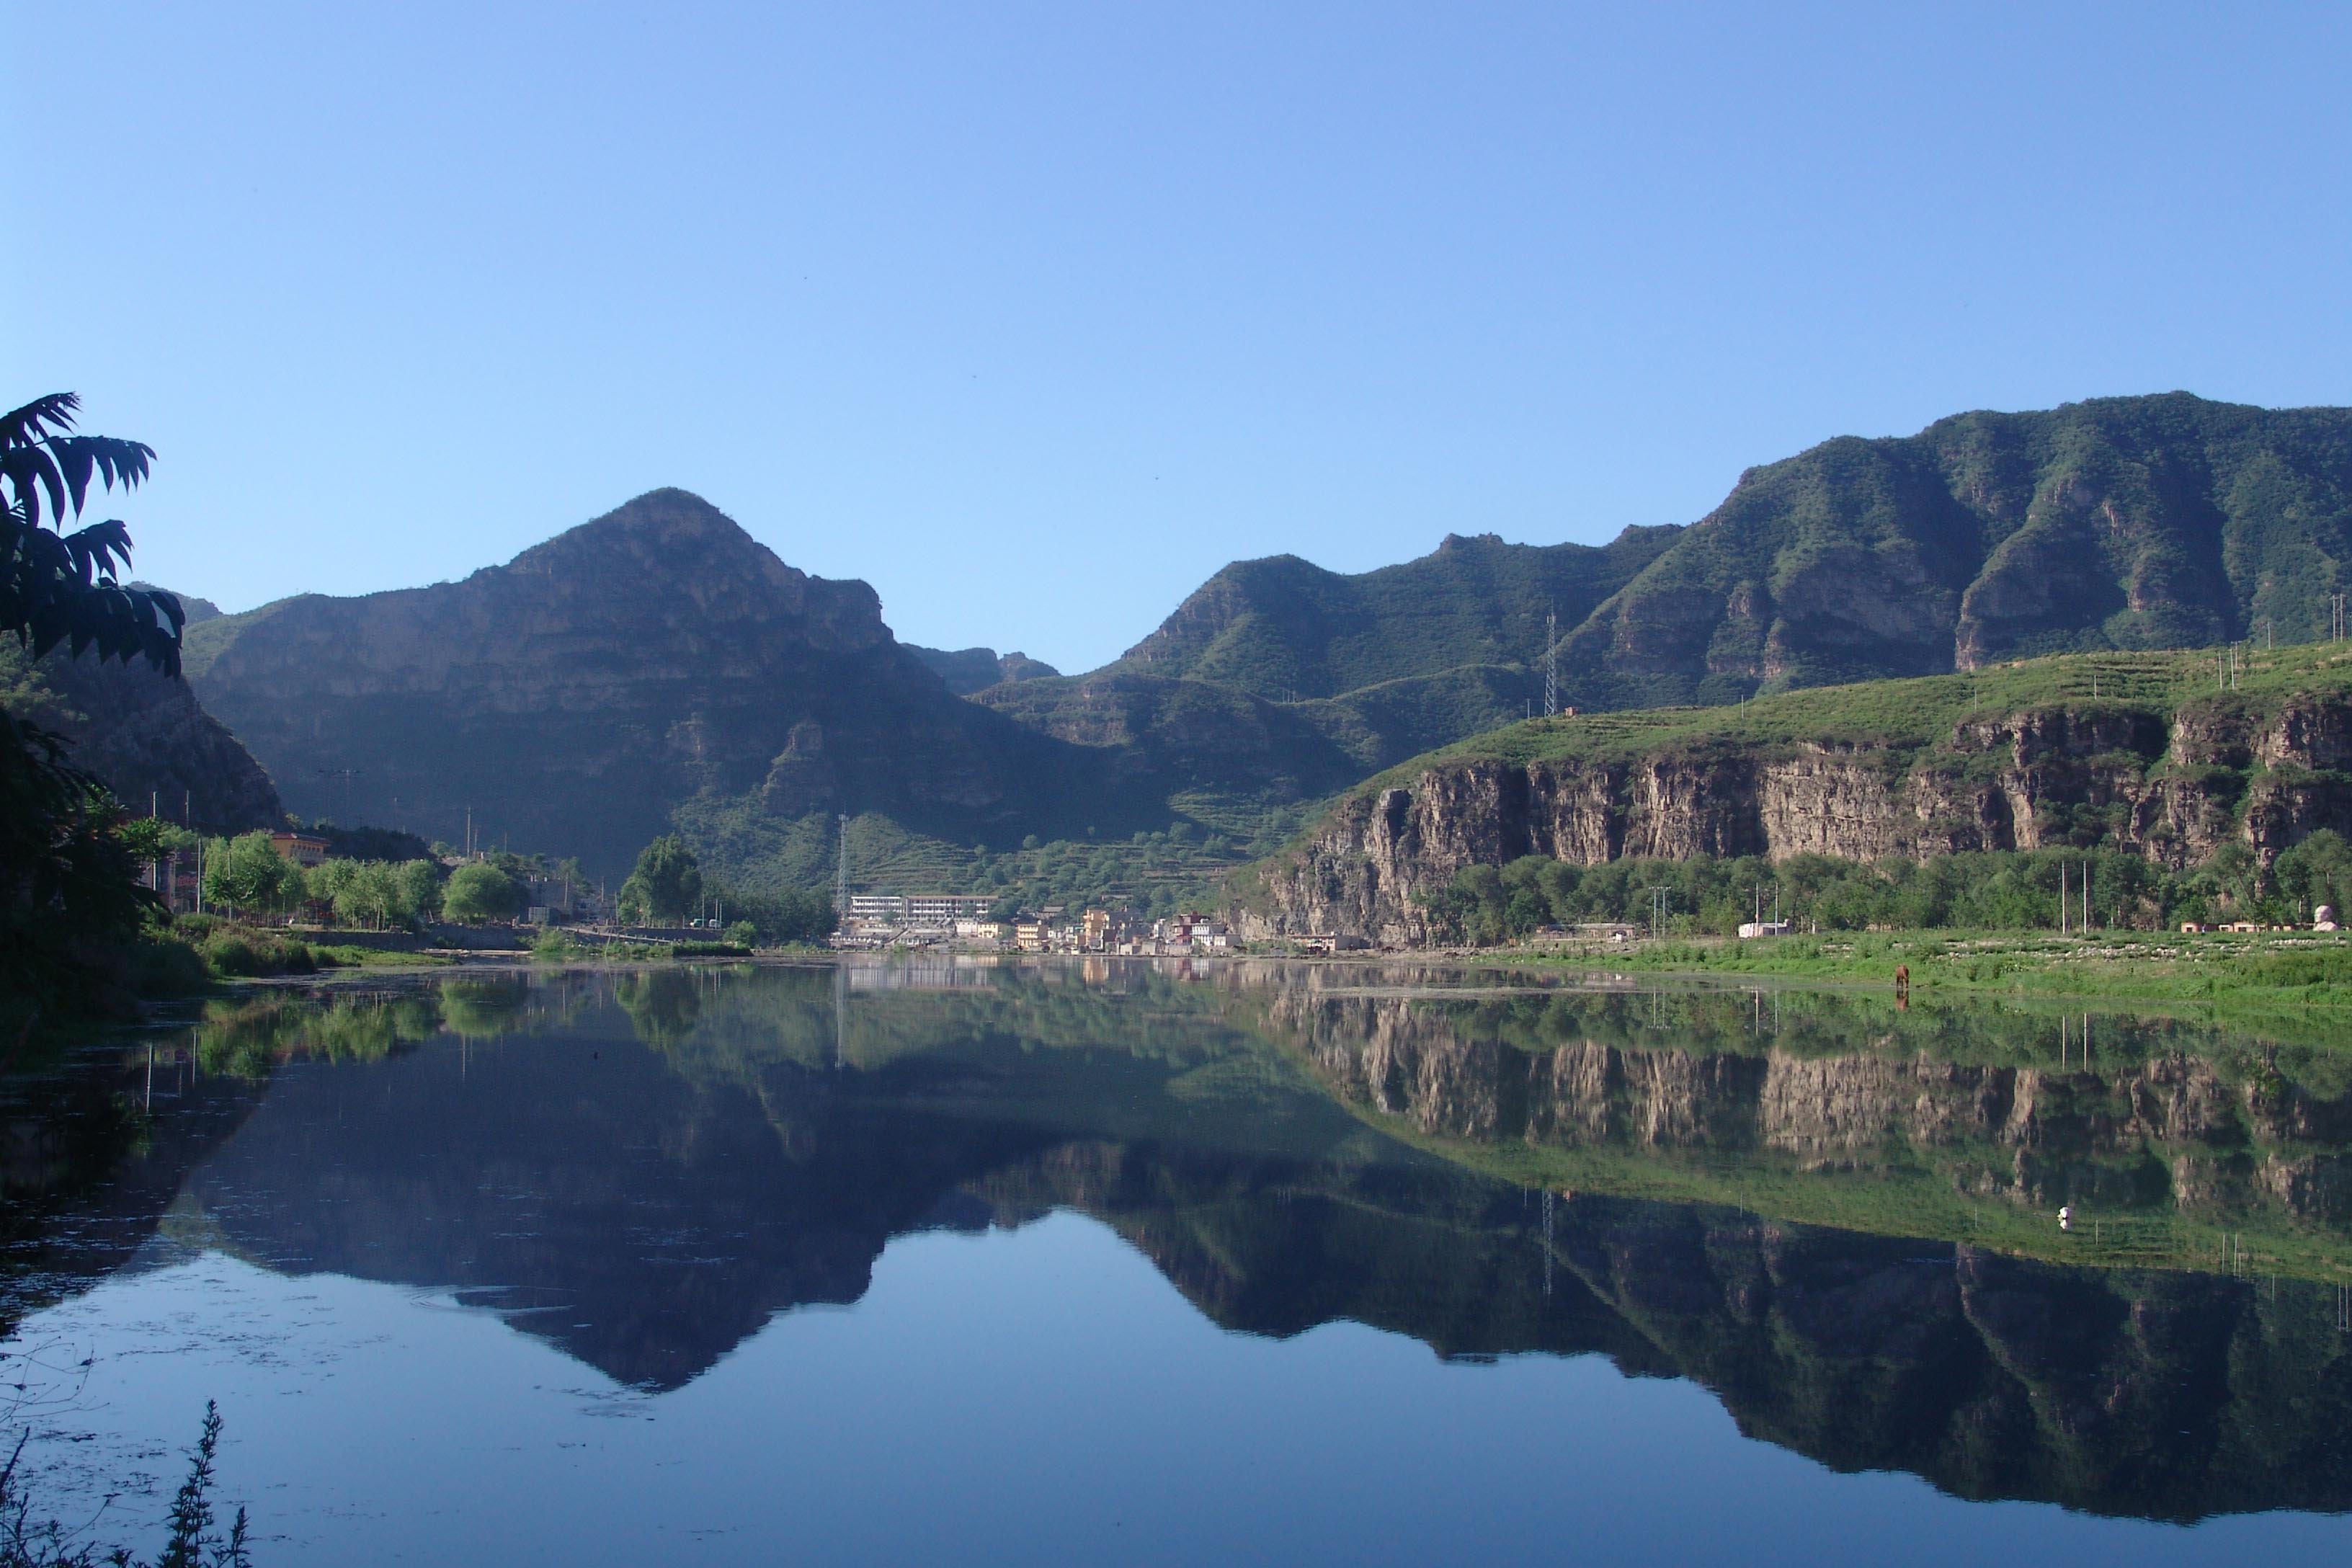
[442,860,524,922]
[198,931,321,978]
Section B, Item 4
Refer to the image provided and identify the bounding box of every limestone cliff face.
[184,489,1088,875]
[1239,692,2352,941]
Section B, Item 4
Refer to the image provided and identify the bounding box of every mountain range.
[59,391,2352,892]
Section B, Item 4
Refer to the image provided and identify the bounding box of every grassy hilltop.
[1352,636,2352,787]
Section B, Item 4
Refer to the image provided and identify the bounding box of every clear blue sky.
[14,3,2351,672]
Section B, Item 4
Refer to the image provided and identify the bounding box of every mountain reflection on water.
[9,958,2352,1526]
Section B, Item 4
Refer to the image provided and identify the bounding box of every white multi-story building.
[907,894,994,925]
[849,893,994,925]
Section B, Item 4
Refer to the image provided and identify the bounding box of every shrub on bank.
[197,931,322,978]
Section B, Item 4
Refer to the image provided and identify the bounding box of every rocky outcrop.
[909,645,1061,695]
[0,643,282,833]
[1239,690,2352,941]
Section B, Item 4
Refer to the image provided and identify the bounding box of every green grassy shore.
[1489,927,2352,1015]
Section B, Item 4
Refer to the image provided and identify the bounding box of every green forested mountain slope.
[1115,525,1680,698]
[968,530,1679,796]
[1557,393,2352,708]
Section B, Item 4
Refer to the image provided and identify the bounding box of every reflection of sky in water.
[11,1217,2346,1568]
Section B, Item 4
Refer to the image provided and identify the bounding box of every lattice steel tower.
[1544,605,1558,717]
[834,813,850,927]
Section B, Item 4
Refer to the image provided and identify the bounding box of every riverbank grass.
[1505,927,2352,1009]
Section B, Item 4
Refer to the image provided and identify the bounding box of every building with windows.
[848,893,994,926]
[269,832,330,868]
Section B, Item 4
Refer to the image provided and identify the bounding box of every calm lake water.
[4,958,2350,1564]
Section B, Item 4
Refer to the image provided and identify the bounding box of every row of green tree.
[190,831,535,925]
[1421,834,2352,944]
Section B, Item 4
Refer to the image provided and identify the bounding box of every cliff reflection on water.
[12,958,2352,1524]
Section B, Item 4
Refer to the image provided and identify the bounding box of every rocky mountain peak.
[184,489,1092,873]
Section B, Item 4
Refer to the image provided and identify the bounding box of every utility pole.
[1544,603,1558,718]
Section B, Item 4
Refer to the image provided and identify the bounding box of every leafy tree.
[304,857,360,911]
[699,882,833,944]
[1,393,180,672]
[204,832,303,915]
[1,393,183,1027]
[2275,830,2352,922]
[442,861,522,922]
[395,859,444,921]
[332,861,406,928]
[618,834,702,922]
[114,816,192,865]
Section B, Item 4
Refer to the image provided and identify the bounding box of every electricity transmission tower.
[1643,885,1669,939]
[1544,604,1558,717]
[834,813,850,929]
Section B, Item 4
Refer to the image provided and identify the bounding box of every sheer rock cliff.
[1237,691,2352,942]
